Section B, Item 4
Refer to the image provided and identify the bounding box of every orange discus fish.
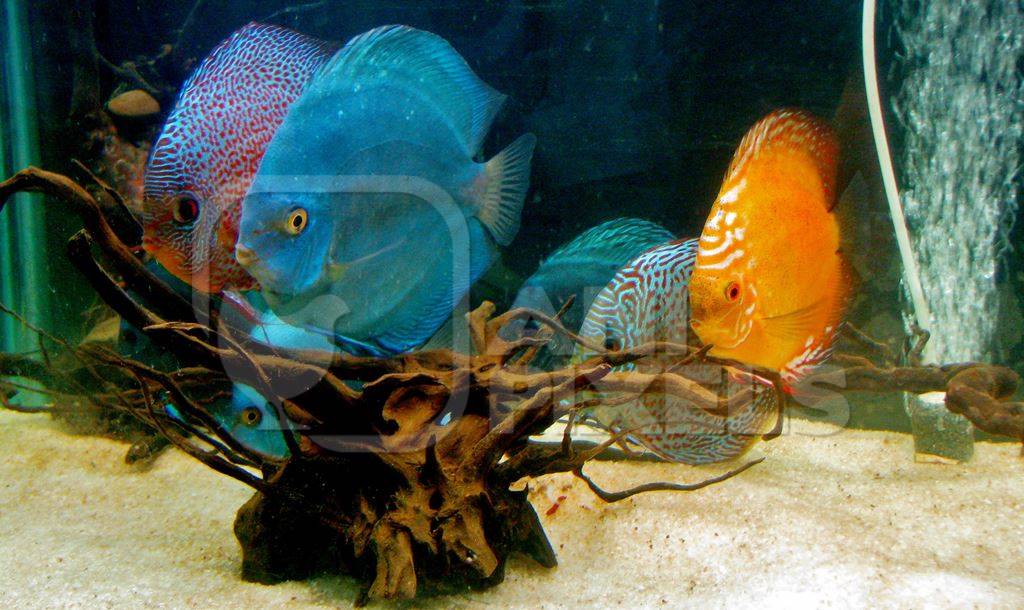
[688,109,851,382]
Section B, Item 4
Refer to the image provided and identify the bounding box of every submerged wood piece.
[0,168,197,324]
[944,366,1024,441]
[3,167,1024,601]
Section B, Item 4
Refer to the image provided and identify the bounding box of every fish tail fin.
[832,69,874,200]
[476,133,536,246]
[164,402,186,424]
[834,171,869,295]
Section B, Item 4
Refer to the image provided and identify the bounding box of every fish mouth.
[238,253,302,300]
[261,269,335,320]
[691,306,750,351]
[234,243,259,268]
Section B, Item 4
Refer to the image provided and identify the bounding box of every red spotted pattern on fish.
[576,239,778,465]
[140,22,336,293]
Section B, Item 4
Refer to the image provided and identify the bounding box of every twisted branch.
[4,166,1024,602]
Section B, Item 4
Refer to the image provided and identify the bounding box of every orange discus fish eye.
[172,196,200,226]
[725,281,741,302]
[286,207,308,235]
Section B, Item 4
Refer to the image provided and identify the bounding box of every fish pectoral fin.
[220,290,261,324]
[419,316,456,352]
[476,133,537,246]
[326,238,407,283]
[330,238,408,283]
[760,299,828,341]
[327,262,347,283]
[375,281,463,355]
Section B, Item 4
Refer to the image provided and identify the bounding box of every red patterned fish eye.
[172,196,200,226]
[724,281,741,302]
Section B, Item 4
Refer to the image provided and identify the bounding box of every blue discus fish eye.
[285,207,308,235]
[240,406,263,427]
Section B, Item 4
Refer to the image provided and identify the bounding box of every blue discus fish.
[574,239,778,465]
[507,217,675,369]
[164,385,290,461]
[161,304,335,461]
[236,25,536,356]
[117,262,300,460]
[187,303,343,460]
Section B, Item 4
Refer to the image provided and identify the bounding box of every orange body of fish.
[688,109,851,381]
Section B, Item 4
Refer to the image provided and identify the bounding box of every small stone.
[106,89,160,118]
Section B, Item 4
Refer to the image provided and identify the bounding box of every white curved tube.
[862,0,935,364]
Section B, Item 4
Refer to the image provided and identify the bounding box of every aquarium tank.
[1,0,1022,607]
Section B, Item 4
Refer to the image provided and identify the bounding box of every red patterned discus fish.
[575,239,778,465]
[141,23,336,293]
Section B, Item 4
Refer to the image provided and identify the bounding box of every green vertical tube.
[0,0,47,354]
[0,118,13,348]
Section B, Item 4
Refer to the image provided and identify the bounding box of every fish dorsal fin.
[317,25,507,157]
[540,217,676,270]
[144,22,335,199]
[723,109,840,204]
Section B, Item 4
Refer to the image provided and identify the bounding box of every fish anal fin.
[301,324,391,358]
[476,133,536,246]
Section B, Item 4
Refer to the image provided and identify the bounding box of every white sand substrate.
[1,410,1021,609]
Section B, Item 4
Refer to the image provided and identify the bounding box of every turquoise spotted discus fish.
[237,25,536,356]
[141,22,336,293]
[575,238,778,465]
[507,217,675,369]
